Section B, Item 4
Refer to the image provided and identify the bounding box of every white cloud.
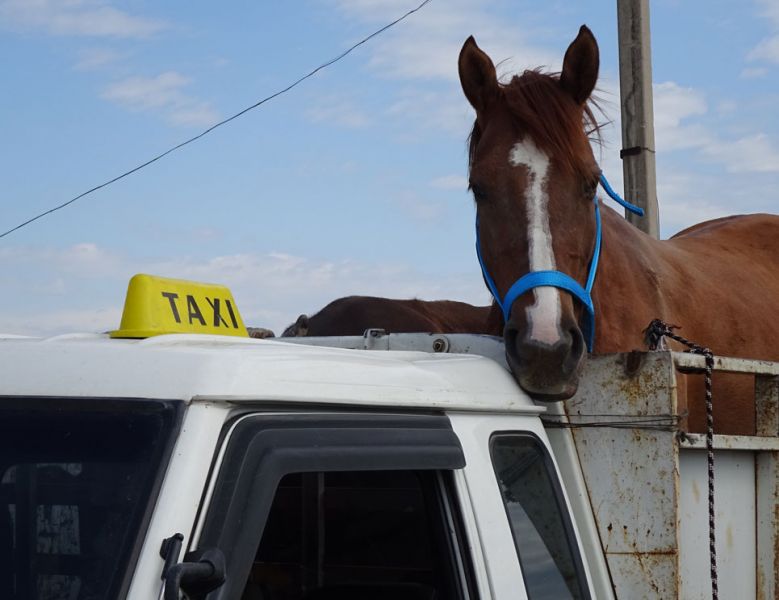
[387,88,473,136]
[168,104,222,128]
[652,81,711,151]
[101,72,220,127]
[74,47,125,70]
[746,0,779,64]
[102,72,188,110]
[335,0,557,83]
[640,81,779,175]
[392,190,448,222]
[60,242,124,274]
[653,158,779,237]
[429,174,468,190]
[653,82,707,129]
[701,133,779,173]
[740,66,769,78]
[334,0,412,20]
[0,0,165,38]
[747,35,779,63]
[0,243,489,337]
[661,201,732,234]
[0,307,123,337]
[329,1,557,138]
[0,242,124,277]
[756,0,779,25]
[654,171,734,235]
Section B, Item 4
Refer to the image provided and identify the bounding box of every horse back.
[670,213,779,257]
[286,296,493,337]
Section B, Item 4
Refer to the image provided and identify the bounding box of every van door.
[451,414,593,600]
[175,413,482,600]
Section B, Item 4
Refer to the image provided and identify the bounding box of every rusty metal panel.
[673,353,779,376]
[756,451,779,600]
[678,450,756,599]
[557,351,681,598]
[755,375,779,437]
[604,554,677,599]
[560,351,779,599]
[678,434,779,451]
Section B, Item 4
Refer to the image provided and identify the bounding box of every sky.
[1,0,778,336]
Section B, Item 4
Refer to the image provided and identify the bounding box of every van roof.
[0,333,540,414]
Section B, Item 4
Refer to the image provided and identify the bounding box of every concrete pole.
[617,0,660,238]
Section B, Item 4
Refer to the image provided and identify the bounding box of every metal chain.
[644,318,718,600]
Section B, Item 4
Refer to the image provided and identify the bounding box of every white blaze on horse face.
[509,139,562,345]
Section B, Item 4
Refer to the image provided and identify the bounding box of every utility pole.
[617,0,660,238]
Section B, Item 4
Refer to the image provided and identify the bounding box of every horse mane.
[468,69,601,177]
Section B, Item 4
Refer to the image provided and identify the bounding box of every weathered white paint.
[509,139,561,345]
[0,333,536,413]
[679,451,756,599]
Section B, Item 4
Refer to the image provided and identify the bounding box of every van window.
[195,414,471,600]
[242,470,470,600]
[0,399,179,600]
[490,434,588,600]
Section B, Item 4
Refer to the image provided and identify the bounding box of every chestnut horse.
[459,26,779,434]
[282,296,497,337]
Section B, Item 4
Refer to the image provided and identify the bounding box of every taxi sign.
[110,274,248,339]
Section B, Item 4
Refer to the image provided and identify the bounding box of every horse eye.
[470,183,488,203]
[583,178,598,198]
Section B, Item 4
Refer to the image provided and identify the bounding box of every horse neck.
[594,205,667,349]
[599,203,664,265]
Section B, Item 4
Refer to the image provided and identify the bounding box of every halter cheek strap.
[475,173,644,352]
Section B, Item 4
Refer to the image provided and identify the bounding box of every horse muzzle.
[503,318,586,401]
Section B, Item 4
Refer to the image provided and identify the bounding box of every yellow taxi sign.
[110,274,248,339]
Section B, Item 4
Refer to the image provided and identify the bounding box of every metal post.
[617,0,660,238]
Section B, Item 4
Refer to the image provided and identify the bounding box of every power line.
[1,0,433,240]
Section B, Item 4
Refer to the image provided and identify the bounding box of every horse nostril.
[566,327,585,369]
[503,321,520,362]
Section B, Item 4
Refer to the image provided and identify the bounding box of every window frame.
[489,431,591,600]
[433,470,481,600]
[195,412,470,600]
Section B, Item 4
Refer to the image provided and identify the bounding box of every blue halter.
[475,173,644,352]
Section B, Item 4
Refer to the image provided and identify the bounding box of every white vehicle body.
[0,330,776,600]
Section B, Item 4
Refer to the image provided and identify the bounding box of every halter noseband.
[475,173,644,352]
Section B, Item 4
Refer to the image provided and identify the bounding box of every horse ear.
[560,25,599,105]
[295,314,309,337]
[459,36,499,113]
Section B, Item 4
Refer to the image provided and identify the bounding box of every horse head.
[282,314,310,337]
[459,26,602,400]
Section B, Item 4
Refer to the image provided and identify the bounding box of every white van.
[1,275,776,600]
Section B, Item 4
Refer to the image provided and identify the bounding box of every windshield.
[0,398,180,600]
